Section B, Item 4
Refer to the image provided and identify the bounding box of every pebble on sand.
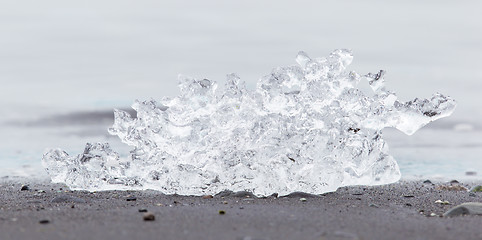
[39,219,50,224]
[20,185,29,191]
[470,185,482,192]
[435,200,450,205]
[423,180,433,184]
[218,210,226,215]
[143,212,155,221]
[443,202,482,217]
[436,185,468,191]
[126,196,137,201]
[300,198,307,202]
[202,195,214,199]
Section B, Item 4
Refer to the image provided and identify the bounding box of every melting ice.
[42,50,456,196]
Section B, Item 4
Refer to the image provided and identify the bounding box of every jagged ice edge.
[41,49,457,196]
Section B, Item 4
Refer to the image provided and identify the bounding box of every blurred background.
[1,0,481,180]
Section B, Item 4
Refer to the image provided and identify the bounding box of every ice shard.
[42,49,456,196]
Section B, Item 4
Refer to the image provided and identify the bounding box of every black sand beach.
[1,178,481,240]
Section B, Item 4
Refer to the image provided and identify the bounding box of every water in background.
[1,0,481,181]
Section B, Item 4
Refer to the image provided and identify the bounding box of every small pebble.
[369,203,379,208]
[126,196,137,201]
[218,210,226,215]
[300,198,307,202]
[443,202,482,217]
[449,180,459,184]
[435,200,450,205]
[21,185,29,191]
[222,201,228,204]
[423,180,432,184]
[429,213,438,217]
[143,212,155,221]
[470,185,482,192]
[39,219,50,224]
[436,185,468,191]
[202,195,213,199]
[138,208,148,212]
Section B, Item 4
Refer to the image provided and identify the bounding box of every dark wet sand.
[1,179,481,240]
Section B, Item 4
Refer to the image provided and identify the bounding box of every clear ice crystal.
[42,49,456,196]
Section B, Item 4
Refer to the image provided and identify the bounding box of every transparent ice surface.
[42,50,456,196]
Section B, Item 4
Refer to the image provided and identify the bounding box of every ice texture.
[42,50,456,196]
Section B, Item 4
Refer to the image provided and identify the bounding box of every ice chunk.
[42,49,456,196]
